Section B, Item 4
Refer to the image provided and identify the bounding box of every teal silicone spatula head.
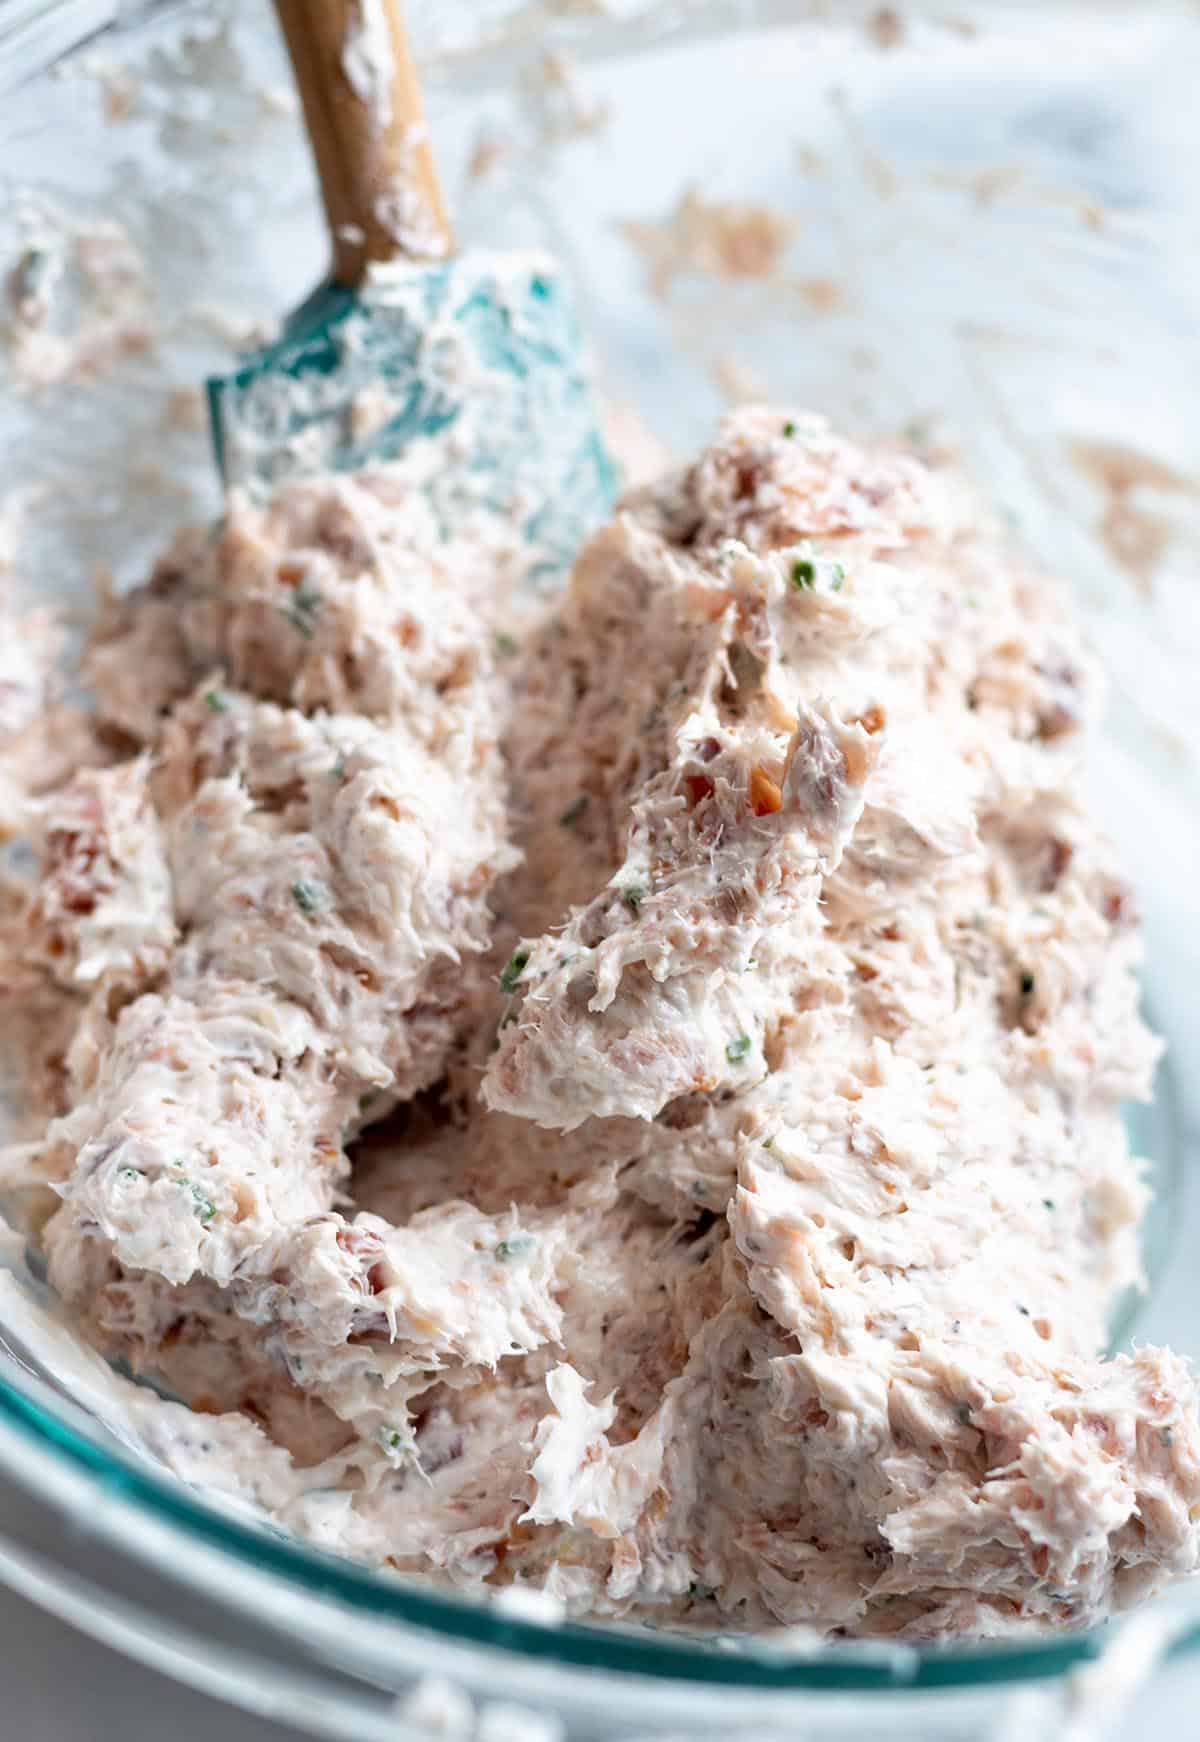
[207,0,614,584]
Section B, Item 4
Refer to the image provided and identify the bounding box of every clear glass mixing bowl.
[2,3,1200,1736]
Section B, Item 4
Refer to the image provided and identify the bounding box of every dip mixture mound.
[2,407,1197,1641]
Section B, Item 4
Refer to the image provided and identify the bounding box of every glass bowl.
[2,3,1200,1735]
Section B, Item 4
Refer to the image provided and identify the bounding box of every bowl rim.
[0,1056,1189,1704]
[0,1367,1138,1694]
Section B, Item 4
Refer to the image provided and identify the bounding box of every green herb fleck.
[495,1235,536,1262]
[204,688,228,714]
[1017,1304,1030,1317]
[120,1167,141,1182]
[782,420,797,438]
[726,1034,752,1065]
[388,1431,403,1449]
[499,949,530,994]
[188,1184,216,1225]
[559,793,590,827]
[291,879,327,915]
[623,886,645,915]
[762,1135,775,1151]
[10,248,50,308]
[955,1402,972,1426]
[331,751,347,781]
[1163,1426,1175,1446]
[494,631,519,658]
[358,1091,378,1114]
[830,563,845,592]
[1043,1198,1056,1211]
[1019,972,1036,999]
[790,558,817,591]
[283,578,322,639]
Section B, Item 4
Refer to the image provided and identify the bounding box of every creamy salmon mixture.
[1,407,1197,1641]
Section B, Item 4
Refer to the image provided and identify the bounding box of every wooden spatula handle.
[273,0,452,285]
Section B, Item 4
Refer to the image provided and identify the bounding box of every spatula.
[206,0,615,585]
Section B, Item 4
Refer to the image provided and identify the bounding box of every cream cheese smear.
[0,406,1196,1642]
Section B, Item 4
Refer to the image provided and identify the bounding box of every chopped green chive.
[9,248,51,311]
[494,631,518,658]
[188,1184,216,1224]
[283,579,322,638]
[291,879,327,915]
[495,1235,536,1262]
[1017,1304,1030,1317]
[726,1034,752,1065]
[782,420,797,437]
[500,949,530,994]
[204,688,228,714]
[830,563,845,592]
[623,886,645,914]
[1043,1197,1056,1211]
[790,558,817,590]
[559,794,590,827]
[120,1167,141,1182]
